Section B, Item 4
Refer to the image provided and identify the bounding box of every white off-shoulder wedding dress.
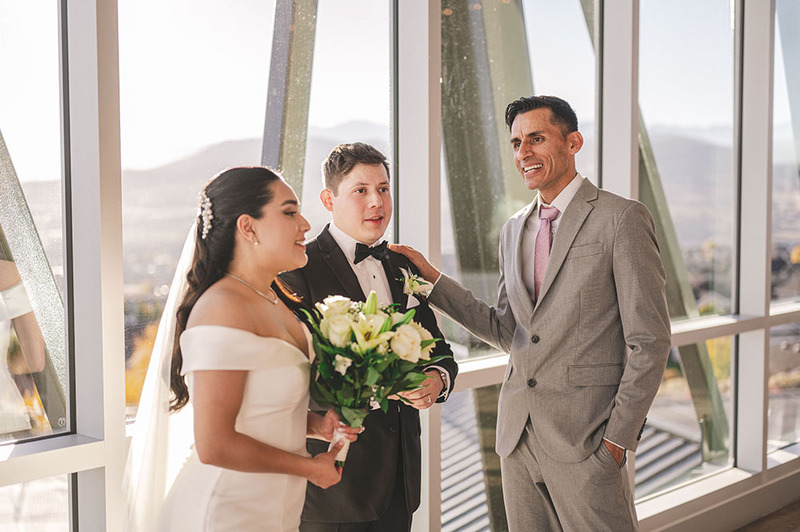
[158,325,311,532]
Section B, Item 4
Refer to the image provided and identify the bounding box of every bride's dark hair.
[169,167,293,411]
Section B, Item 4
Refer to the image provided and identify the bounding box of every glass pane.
[0,475,70,529]
[440,0,597,360]
[0,2,69,442]
[637,337,733,498]
[768,323,800,454]
[638,0,735,321]
[301,0,392,239]
[118,0,277,418]
[441,385,504,531]
[771,0,800,305]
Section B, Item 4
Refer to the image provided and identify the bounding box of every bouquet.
[302,291,445,466]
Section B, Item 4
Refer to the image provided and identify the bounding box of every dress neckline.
[183,324,311,361]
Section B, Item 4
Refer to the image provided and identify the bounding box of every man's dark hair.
[322,142,390,194]
[505,95,579,137]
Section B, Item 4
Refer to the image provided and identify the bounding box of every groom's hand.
[388,244,442,284]
[396,369,444,410]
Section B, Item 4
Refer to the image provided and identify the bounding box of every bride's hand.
[307,409,362,442]
[307,441,345,489]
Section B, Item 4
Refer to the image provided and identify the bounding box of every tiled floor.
[736,498,800,531]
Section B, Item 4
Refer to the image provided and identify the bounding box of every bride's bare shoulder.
[185,281,258,331]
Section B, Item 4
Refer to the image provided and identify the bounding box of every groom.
[280,142,458,531]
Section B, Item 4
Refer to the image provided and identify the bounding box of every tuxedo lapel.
[316,226,366,301]
[382,253,408,312]
[535,180,597,309]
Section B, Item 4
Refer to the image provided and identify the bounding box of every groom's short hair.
[505,95,579,138]
[322,142,390,195]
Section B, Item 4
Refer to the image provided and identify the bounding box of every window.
[300,0,392,238]
[771,0,800,306]
[439,0,597,360]
[0,474,70,529]
[118,0,278,418]
[0,1,69,444]
[639,0,736,320]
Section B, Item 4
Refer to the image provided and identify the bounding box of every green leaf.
[395,308,416,327]
[311,383,336,406]
[317,362,335,380]
[340,406,367,428]
[420,338,438,349]
[397,360,418,372]
[365,366,380,387]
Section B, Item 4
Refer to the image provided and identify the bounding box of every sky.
[0,0,793,183]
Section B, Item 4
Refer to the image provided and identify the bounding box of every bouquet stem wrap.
[329,429,351,467]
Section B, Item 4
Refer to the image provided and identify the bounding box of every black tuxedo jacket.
[279,225,458,523]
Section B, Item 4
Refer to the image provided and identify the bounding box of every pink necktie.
[534,206,560,300]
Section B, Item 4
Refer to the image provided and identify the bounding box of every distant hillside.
[15,124,799,295]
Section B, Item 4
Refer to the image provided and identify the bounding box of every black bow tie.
[354,241,388,264]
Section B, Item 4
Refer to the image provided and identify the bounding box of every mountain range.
[15,122,800,298]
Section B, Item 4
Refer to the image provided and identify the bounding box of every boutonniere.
[399,267,433,299]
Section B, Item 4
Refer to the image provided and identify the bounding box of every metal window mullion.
[65,0,126,528]
[260,0,318,197]
[737,0,776,475]
[599,0,638,198]
[395,2,442,531]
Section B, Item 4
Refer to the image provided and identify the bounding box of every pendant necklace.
[225,273,279,305]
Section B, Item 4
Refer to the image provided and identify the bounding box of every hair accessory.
[198,191,214,239]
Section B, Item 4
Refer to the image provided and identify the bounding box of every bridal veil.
[123,223,196,532]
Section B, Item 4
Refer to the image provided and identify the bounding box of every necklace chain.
[225,273,279,305]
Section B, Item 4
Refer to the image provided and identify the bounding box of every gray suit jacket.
[430,178,671,463]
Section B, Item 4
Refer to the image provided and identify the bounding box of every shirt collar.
[328,222,385,264]
[537,172,583,214]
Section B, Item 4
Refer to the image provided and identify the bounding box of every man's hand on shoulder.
[388,244,441,284]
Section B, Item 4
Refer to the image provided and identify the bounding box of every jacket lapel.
[534,179,597,309]
[317,226,366,301]
[511,202,536,321]
[382,253,408,312]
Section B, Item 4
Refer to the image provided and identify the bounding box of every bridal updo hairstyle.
[170,167,289,411]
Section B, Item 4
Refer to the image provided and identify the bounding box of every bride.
[125,167,359,531]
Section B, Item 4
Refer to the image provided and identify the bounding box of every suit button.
[389,425,398,433]
[527,378,537,388]
[531,334,540,343]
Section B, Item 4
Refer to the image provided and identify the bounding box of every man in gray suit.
[392,95,671,530]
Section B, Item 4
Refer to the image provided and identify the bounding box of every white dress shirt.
[520,173,584,301]
[328,222,394,307]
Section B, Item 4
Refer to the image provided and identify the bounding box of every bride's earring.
[254,238,260,246]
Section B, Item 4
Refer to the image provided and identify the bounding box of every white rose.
[390,324,422,363]
[321,313,353,348]
[334,354,352,375]
[317,295,354,318]
[409,321,435,360]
